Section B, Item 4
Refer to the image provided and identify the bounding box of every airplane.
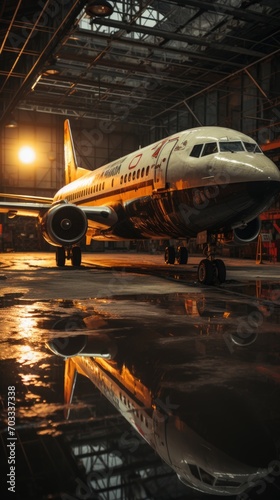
[0,120,279,284]
[47,328,277,496]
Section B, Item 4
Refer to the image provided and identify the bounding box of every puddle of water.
[0,291,279,499]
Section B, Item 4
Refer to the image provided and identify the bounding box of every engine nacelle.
[41,202,87,247]
[233,217,261,245]
[222,217,261,246]
[47,334,117,359]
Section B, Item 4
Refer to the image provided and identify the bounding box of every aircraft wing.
[0,201,53,217]
[0,193,118,229]
[0,193,53,203]
[0,193,53,217]
[64,358,77,419]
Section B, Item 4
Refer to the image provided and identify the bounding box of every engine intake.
[233,217,261,244]
[41,203,87,246]
[47,334,117,359]
[221,217,261,246]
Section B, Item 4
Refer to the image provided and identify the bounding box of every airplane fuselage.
[65,352,273,496]
[54,126,280,242]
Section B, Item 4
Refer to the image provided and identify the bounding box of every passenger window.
[124,174,127,183]
[146,166,150,176]
[141,168,145,178]
[190,144,203,157]
[120,176,123,185]
[132,171,136,180]
[128,173,131,182]
[201,142,217,156]
[137,169,140,179]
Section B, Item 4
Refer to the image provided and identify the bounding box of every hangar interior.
[1,0,280,254]
[0,2,280,499]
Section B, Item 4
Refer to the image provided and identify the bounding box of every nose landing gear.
[198,257,226,285]
[197,238,226,285]
[164,236,226,285]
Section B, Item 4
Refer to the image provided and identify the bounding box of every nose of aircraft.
[245,154,280,208]
[211,152,280,210]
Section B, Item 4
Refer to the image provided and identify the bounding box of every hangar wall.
[148,55,279,146]
[0,113,142,197]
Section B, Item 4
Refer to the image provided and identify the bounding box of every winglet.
[64,357,77,419]
[64,119,89,184]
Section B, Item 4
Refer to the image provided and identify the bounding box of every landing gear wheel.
[71,247,82,267]
[213,259,226,283]
[165,246,176,264]
[177,246,188,265]
[198,259,215,285]
[56,247,66,267]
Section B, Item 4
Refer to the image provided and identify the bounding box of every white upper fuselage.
[54,126,280,241]
[54,126,278,202]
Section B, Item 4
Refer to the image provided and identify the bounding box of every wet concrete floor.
[0,251,280,500]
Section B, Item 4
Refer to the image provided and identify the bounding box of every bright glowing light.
[18,146,36,164]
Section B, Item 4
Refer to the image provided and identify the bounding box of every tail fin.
[64,119,89,184]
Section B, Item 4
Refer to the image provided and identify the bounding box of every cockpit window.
[219,141,245,152]
[201,142,218,156]
[188,464,215,485]
[243,141,262,153]
[190,144,203,157]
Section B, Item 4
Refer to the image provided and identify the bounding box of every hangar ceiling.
[0,0,280,126]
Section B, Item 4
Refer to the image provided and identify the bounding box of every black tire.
[177,246,188,265]
[165,246,176,264]
[56,247,65,267]
[71,246,82,267]
[198,259,215,285]
[213,258,226,283]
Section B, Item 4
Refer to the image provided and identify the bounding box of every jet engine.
[47,334,117,359]
[40,202,87,247]
[233,217,261,244]
[222,217,261,246]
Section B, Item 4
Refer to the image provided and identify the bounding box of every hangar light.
[5,116,18,128]
[85,0,114,17]
[44,64,60,76]
[18,146,36,164]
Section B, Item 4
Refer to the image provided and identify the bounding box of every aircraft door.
[153,138,178,190]
[153,408,172,465]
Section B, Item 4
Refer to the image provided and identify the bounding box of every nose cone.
[210,153,280,218]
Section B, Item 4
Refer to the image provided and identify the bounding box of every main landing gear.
[165,237,226,285]
[56,246,82,267]
[165,245,189,265]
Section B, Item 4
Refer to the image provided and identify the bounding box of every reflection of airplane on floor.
[47,322,277,496]
[1,121,280,284]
